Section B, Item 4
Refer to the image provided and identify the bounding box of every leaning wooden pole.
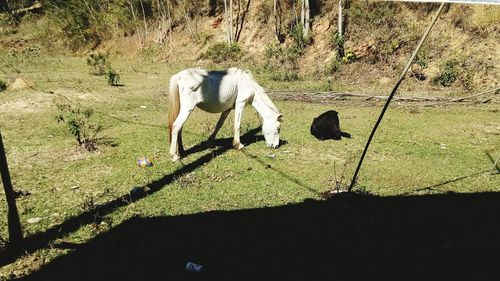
[0,130,23,248]
[348,3,445,192]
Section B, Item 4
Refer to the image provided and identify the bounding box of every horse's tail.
[168,73,181,143]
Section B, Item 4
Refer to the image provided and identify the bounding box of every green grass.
[0,55,499,278]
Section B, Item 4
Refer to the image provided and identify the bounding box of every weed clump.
[434,59,459,87]
[86,52,121,86]
[86,52,110,76]
[55,99,102,151]
[105,68,120,86]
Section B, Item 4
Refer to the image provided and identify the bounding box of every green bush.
[290,24,310,51]
[434,59,459,87]
[86,52,110,75]
[55,100,102,150]
[414,54,428,69]
[105,68,120,86]
[202,42,241,63]
[331,31,345,60]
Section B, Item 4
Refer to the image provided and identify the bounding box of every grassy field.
[0,55,499,278]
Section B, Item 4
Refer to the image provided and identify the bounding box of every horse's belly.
[196,85,237,113]
[196,99,234,113]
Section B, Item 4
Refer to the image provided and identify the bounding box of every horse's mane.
[240,69,280,116]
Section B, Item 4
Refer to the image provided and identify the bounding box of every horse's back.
[180,67,242,113]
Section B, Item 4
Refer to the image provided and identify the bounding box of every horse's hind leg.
[232,101,246,149]
[208,109,231,145]
[170,102,195,162]
[178,129,185,156]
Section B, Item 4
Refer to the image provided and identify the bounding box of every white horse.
[168,67,282,162]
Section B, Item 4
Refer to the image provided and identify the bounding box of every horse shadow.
[12,192,500,281]
[182,127,288,157]
[182,127,265,156]
[0,127,269,266]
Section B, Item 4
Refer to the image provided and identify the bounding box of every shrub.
[342,51,357,64]
[433,59,459,87]
[414,54,428,69]
[0,79,6,92]
[263,43,300,82]
[55,100,102,150]
[331,31,345,60]
[326,59,341,75]
[86,52,110,75]
[105,68,120,86]
[289,24,310,51]
[202,42,241,63]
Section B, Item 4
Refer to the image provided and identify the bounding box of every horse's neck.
[251,88,279,120]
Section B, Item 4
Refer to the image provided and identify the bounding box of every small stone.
[140,105,147,109]
[27,217,42,224]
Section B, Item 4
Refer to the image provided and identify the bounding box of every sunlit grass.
[0,55,499,278]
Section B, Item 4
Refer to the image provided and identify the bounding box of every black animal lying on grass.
[310,110,351,140]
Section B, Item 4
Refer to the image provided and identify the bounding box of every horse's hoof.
[172,154,180,162]
[233,142,244,150]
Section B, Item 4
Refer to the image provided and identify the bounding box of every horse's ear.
[277,113,283,122]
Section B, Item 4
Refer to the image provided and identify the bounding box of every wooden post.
[0,130,23,248]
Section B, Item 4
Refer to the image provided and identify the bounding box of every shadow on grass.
[402,169,493,195]
[13,192,500,280]
[0,127,263,266]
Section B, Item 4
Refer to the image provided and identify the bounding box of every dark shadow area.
[14,192,500,281]
[0,127,263,266]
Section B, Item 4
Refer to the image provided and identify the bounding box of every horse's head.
[262,113,282,149]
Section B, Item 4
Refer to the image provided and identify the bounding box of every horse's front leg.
[208,109,231,144]
[232,101,246,150]
[170,104,195,162]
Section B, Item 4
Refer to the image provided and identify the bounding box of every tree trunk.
[224,0,232,45]
[183,0,195,38]
[338,0,342,35]
[128,0,143,47]
[229,0,234,44]
[166,0,173,45]
[344,0,349,36]
[273,0,280,41]
[209,0,217,16]
[139,0,148,40]
[0,0,10,13]
[0,130,23,249]
[304,0,309,38]
[235,0,251,42]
